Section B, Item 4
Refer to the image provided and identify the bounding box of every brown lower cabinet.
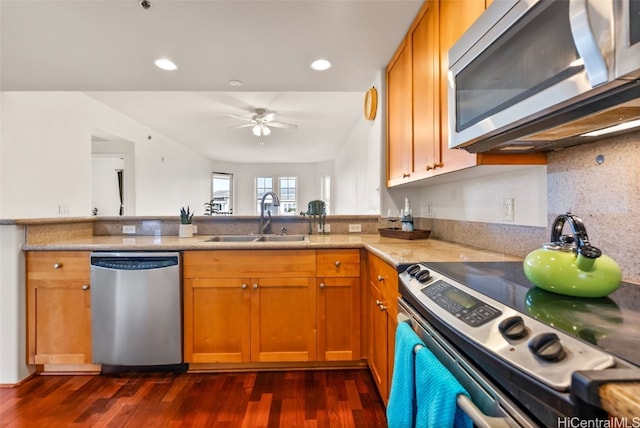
[24,248,368,379]
[26,251,93,365]
[366,252,400,404]
[183,249,361,365]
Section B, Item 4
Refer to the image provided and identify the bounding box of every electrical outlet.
[318,224,330,233]
[348,224,362,233]
[192,225,198,234]
[502,198,514,221]
[122,225,136,234]
[58,204,69,215]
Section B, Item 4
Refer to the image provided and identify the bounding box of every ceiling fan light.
[262,125,271,136]
[252,125,262,136]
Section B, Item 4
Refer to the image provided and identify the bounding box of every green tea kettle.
[523,213,622,298]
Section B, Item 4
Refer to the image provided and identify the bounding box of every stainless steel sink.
[205,235,260,242]
[204,234,307,243]
[255,234,307,242]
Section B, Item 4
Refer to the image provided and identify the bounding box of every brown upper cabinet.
[386,0,546,187]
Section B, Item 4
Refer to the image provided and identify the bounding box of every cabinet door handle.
[433,162,444,169]
[319,282,325,289]
[335,261,341,267]
[82,284,90,290]
[375,299,384,306]
[377,275,385,282]
[53,263,63,269]
[379,304,388,311]
[241,283,248,289]
[253,283,259,289]
[402,173,410,178]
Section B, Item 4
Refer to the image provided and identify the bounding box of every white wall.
[0,225,32,384]
[333,71,383,215]
[411,166,547,227]
[0,92,213,218]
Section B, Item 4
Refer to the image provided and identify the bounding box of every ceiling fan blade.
[228,123,255,129]
[262,112,276,123]
[267,121,298,129]
[227,114,253,122]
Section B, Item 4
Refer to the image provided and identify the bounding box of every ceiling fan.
[228,108,298,137]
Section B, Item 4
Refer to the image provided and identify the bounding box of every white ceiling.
[0,0,423,163]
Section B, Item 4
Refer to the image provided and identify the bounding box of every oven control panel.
[422,280,502,327]
[399,263,616,391]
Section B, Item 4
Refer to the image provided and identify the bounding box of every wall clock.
[364,87,378,120]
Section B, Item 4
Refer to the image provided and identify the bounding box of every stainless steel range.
[397,261,640,427]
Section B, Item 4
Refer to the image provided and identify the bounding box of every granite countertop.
[21,232,638,417]
[22,233,521,266]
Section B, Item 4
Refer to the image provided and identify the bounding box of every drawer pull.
[335,261,341,267]
[241,283,248,289]
[379,304,388,311]
[253,283,259,289]
[375,300,384,306]
[53,263,63,269]
[82,284,90,290]
[377,275,385,282]
[319,282,325,289]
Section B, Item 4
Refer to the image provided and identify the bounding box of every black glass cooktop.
[420,262,640,367]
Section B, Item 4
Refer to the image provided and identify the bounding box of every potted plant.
[179,206,194,238]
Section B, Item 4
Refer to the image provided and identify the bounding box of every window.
[209,172,233,215]
[320,175,331,215]
[279,177,297,215]
[255,176,297,215]
[255,176,274,214]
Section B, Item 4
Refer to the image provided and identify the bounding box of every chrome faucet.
[259,191,280,234]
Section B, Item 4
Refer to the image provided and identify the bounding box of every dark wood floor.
[0,369,387,427]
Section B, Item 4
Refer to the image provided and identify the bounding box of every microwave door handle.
[569,0,608,86]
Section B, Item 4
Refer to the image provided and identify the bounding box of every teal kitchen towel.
[386,322,425,428]
[415,346,472,428]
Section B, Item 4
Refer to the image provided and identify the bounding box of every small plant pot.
[179,224,193,238]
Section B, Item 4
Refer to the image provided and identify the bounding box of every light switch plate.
[123,225,136,234]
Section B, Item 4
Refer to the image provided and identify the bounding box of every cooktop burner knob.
[528,333,566,362]
[415,269,432,283]
[498,316,528,339]
[406,264,422,276]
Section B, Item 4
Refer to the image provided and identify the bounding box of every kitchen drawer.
[316,249,360,277]
[367,252,398,301]
[27,251,90,281]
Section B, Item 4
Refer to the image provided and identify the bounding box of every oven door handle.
[397,313,513,428]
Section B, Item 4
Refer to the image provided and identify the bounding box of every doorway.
[91,128,135,216]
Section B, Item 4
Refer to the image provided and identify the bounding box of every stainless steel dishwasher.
[90,252,182,368]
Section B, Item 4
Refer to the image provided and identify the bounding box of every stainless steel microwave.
[448,0,640,153]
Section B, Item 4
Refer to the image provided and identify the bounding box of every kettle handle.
[550,213,602,258]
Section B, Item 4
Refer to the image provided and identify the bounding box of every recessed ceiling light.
[154,58,178,71]
[310,59,331,71]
